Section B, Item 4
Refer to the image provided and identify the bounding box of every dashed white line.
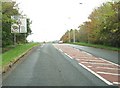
[97,72,120,76]
[78,63,113,85]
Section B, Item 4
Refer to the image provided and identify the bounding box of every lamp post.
[69,30,71,43]
[73,29,75,43]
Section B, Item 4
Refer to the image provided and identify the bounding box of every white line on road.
[96,67,120,70]
[79,59,105,62]
[78,63,113,85]
[59,49,63,52]
[86,53,92,56]
[79,57,88,58]
[53,46,73,60]
[82,51,92,56]
[87,66,92,68]
[65,53,73,59]
[97,72,120,76]
[99,58,120,67]
[81,62,112,65]
[113,82,120,85]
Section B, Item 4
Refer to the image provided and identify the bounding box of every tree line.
[60,1,120,48]
[2,1,32,47]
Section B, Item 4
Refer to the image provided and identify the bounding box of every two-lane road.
[3,44,109,86]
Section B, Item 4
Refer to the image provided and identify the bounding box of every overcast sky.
[15,0,110,42]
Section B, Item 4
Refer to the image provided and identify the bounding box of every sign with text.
[11,15,27,33]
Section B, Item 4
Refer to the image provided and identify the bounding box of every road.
[68,44,119,65]
[3,43,110,86]
[55,44,120,86]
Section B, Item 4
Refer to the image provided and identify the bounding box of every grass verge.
[68,42,120,51]
[1,43,40,66]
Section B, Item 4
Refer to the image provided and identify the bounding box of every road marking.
[78,63,113,85]
[113,82,120,85]
[99,58,120,67]
[87,60,104,62]
[86,53,92,56]
[82,51,92,56]
[64,53,73,59]
[80,57,88,58]
[96,67,120,70]
[81,62,112,65]
[87,66,92,68]
[97,72,120,76]
[59,49,63,52]
[64,53,67,55]
[54,46,63,53]
[55,47,73,59]
[79,59,105,62]
[76,59,80,60]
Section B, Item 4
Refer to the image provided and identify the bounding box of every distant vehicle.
[59,41,63,44]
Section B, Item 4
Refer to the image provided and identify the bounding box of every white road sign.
[11,15,27,33]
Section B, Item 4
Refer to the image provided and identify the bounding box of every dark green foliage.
[2,1,32,47]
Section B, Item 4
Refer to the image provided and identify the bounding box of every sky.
[15,0,110,42]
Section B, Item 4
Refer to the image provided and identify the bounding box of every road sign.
[19,18,27,33]
[11,23,19,33]
[11,15,27,33]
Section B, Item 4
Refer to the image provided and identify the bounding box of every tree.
[2,1,19,47]
[2,1,32,47]
[60,1,120,47]
[60,30,69,43]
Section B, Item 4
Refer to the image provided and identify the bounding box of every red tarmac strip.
[54,44,120,87]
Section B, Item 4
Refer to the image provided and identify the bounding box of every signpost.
[11,15,27,45]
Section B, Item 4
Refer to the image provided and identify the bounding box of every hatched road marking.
[96,67,120,70]
[78,63,113,85]
[97,72,120,76]
[54,44,120,86]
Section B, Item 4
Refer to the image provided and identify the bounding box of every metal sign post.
[14,33,16,45]
[24,33,27,43]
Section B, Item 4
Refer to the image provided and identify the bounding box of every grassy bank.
[69,42,120,51]
[1,43,40,66]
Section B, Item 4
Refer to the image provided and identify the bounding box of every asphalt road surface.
[68,44,119,65]
[3,43,110,86]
